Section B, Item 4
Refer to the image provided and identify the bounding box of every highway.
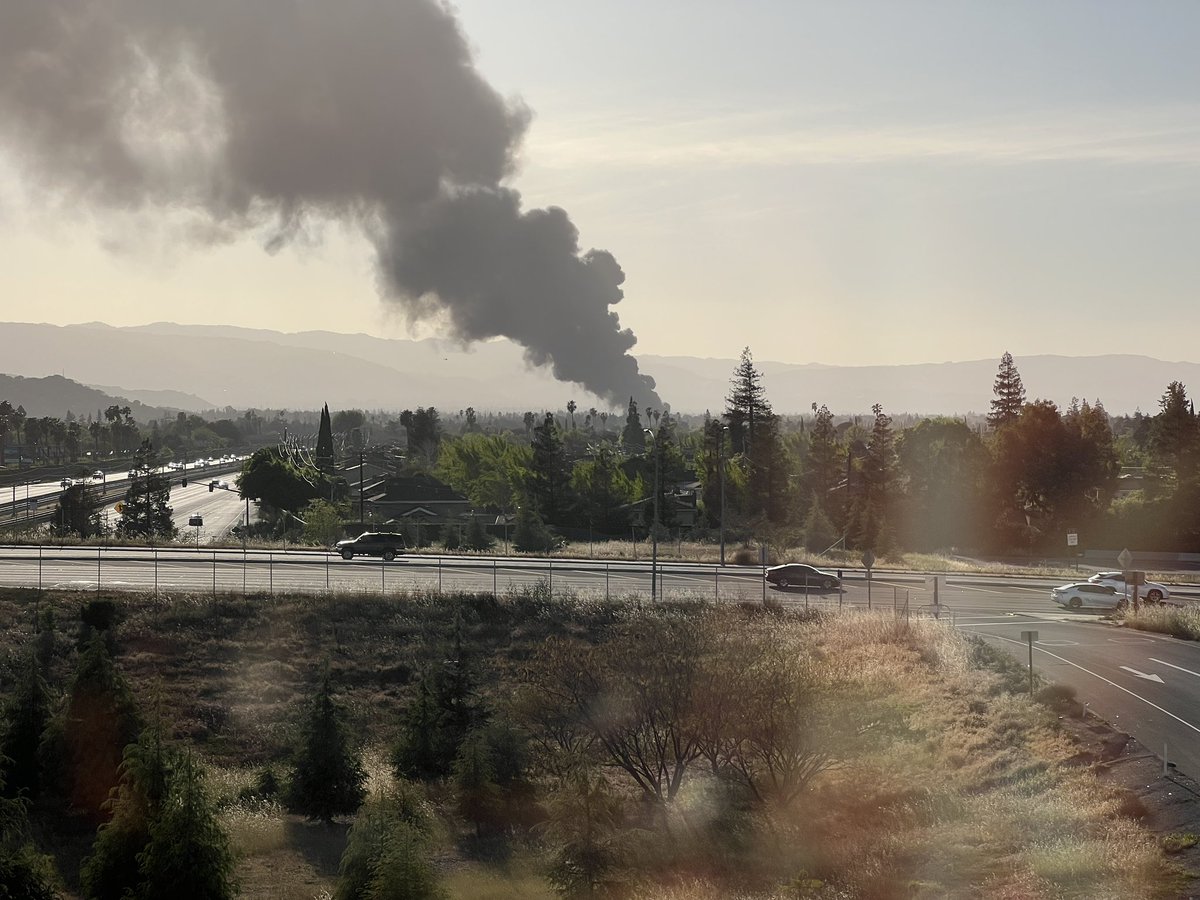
[3,460,250,542]
[2,547,1200,779]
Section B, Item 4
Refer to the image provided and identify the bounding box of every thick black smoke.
[0,0,660,408]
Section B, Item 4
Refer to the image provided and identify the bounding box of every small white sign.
[1066,532,1078,547]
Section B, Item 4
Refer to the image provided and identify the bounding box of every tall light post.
[644,428,660,601]
[717,424,729,566]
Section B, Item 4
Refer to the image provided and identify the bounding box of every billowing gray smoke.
[0,0,660,408]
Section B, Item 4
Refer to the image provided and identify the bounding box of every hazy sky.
[1,0,1197,367]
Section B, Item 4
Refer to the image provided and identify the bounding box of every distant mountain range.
[1,321,1196,417]
[0,373,182,422]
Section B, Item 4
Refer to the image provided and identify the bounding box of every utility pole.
[358,451,365,528]
[718,423,728,566]
[644,428,659,601]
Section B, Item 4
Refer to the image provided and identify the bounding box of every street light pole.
[644,428,659,601]
[718,424,728,567]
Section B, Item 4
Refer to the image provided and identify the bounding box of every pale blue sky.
[2,1,1198,367]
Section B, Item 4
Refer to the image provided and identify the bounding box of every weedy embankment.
[0,587,1184,899]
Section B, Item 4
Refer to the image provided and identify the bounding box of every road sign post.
[1020,630,1039,695]
[761,545,768,605]
[862,550,875,609]
[1116,549,1135,613]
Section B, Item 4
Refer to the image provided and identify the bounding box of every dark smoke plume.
[0,0,660,408]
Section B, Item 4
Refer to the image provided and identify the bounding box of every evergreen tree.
[81,725,176,900]
[40,634,141,821]
[802,404,843,501]
[725,347,771,457]
[116,440,175,540]
[0,654,53,802]
[529,413,570,523]
[620,397,645,454]
[335,784,438,900]
[642,427,678,531]
[724,348,788,520]
[135,753,236,900]
[1151,381,1200,482]
[315,403,335,474]
[287,665,366,823]
[512,504,554,553]
[571,447,633,534]
[802,496,838,553]
[392,619,479,783]
[452,730,501,838]
[392,679,443,782]
[697,416,726,529]
[464,516,493,551]
[849,404,897,550]
[987,351,1026,429]
[50,481,103,539]
[0,773,60,900]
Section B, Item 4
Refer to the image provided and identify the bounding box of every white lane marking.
[1037,640,1079,647]
[955,582,1048,596]
[953,618,1061,628]
[963,630,1200,736]
[1149,658,1200,680]
[1108,637,1156,644]
[1119,666,1165,683]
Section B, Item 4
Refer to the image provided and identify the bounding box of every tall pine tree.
[0,653,52,801]
[135,753,236,900]
[315,403,335,474]
[41,633,141,822]
[849,404,898,551]
[724,348,788,520]
[620,397,645,453]
[287,664,365,824]
[116,440,175,540]
[529,413,570,523]
[987,352,1026,429]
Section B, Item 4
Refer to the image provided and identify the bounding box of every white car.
[1087,572,1170,603]
[1052,582,1123,610]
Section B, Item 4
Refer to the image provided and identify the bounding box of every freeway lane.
[0,547,1169,613]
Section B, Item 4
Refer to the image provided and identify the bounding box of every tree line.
[418,349,1200,555]
[26,348,1200,556]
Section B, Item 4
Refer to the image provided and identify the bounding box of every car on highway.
[764,563,841,591]
[1087,571,1171,603]
[1051,582,1123,610]
[334,531,407,562]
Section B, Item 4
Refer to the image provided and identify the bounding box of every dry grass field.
[0,585,1191,898]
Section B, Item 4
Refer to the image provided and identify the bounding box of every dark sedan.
[765,563,840,591]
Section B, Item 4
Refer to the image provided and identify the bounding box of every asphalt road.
[2,548,1200,779]
[4,463,251,542]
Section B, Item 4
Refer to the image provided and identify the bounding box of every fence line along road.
[0,544,919,610]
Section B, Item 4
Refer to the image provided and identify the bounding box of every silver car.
[1052,582,1123,610]
[1087,572,1170,603]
